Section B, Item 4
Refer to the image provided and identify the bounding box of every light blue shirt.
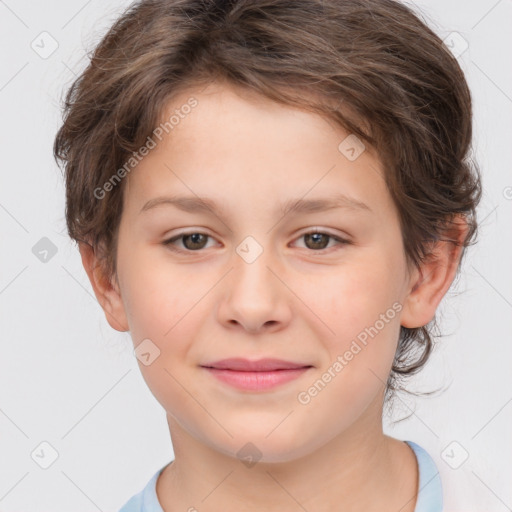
[118,440,442,511]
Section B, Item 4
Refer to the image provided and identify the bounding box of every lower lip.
[202,367,311,391]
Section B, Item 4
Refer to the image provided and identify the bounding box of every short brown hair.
[53,0,482,402]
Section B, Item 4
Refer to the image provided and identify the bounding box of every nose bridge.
[232,234,278,296]
[217,233,290,332]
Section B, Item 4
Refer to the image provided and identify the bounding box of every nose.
[216,243,292,334]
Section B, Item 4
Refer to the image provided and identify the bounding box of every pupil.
[307,233,328,249]
[181,233,330,251]
[185,233,206,250]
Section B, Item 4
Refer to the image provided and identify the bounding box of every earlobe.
[400,215,469,329]
[78,241,129,332]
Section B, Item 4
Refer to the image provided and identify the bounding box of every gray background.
[0,0,511,510]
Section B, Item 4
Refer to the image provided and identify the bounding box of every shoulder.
[118,465,167,512]
[405,440,443,512]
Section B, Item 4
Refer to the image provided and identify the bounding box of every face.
[92,82,424,462]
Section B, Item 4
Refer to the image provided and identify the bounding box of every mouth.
[200,358,313,391]
[201,358,313,372]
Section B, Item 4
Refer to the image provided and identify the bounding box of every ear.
[400,215,469,328]
[78,241,129,332]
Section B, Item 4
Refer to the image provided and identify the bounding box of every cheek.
[293,266,401,435]
[302,255,403,376]
[117,247,210,401]
[118,246,200,341]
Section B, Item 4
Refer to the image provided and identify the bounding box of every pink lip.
[200,358,313,391]
[202,358,311,371]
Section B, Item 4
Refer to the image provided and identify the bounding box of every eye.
[163,229,350,254]
[163,232,216,252]
[291,230,351,252]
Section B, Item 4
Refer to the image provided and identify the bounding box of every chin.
[217,432,315,465]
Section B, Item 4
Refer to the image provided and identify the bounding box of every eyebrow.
[140,193,372,218]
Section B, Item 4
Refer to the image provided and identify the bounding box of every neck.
[157,397,418,512]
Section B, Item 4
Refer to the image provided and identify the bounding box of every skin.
[80,81,468,511]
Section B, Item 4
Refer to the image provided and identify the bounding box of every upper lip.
[201,358,313,371]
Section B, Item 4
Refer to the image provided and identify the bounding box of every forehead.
[153,80,375,161]
[165,83,336,149]
[124,81,393,220]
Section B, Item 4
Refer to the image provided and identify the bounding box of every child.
[54,0,481,510]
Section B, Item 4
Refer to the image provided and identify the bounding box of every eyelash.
[162,230,351,254]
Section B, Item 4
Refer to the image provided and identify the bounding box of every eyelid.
[162,228,352,253]
[162,229,219,251]
[290,229,351,250]
[294,227,350,240]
